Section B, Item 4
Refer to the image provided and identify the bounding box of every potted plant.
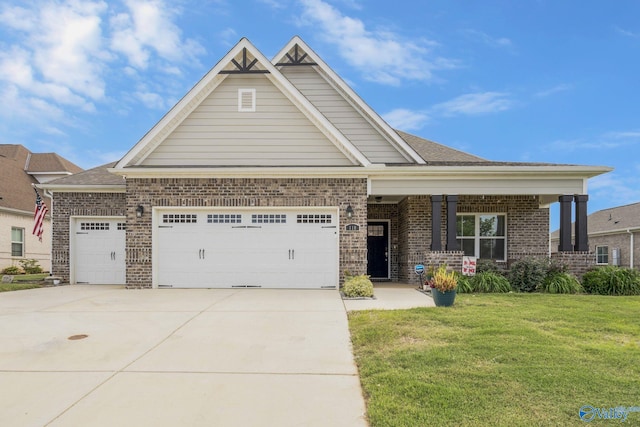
[422,265,436,291]
[430,264,458,307]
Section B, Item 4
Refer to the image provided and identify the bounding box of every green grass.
[349,294,640,426]
[0,273,47,292]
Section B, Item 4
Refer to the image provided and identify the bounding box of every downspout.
[43,188,55,275]
[628,229,634,269]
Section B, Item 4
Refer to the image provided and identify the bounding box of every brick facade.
[125,177,368,288]
[52,187,562,288]
[550,251,595,279]
[51,192,126,282]
[378,195,550,283]
[587,232,639,269]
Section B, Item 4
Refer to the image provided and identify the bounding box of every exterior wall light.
[136,205,144,218]
[345,203,354,219]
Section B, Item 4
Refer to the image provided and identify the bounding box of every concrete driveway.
[0,286,367,426]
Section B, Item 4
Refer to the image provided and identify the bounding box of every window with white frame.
[456,214,506,261]
[11,227,24,257]
[596,246,609,264]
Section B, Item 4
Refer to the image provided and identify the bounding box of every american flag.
[33,188,48,242]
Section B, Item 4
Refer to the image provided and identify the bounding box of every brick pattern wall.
[394,195,550,282]
[126,178,368,288]
[550,251,595,278]
[51,192,126,282]
[588,232,639,269]
[458,195,549,266]
[367,203,399,280]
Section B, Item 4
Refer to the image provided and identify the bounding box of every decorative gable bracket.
[275,44,318,67]
[220,48,270,74]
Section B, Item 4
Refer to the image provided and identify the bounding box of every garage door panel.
[156,210,338,289]
[74,219,125,285]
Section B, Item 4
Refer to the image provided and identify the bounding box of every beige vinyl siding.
[141,74,353,167]
[281,66,410,164]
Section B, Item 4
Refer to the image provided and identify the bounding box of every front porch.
[365,193,593,282]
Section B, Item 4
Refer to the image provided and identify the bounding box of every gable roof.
[550,201,640,238]
[0,145,82,213]
[272,36,425,165]
[588,202,640,233]
[396,130,486,163]
[116,37,378,169]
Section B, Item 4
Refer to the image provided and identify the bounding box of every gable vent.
[238,88,256,112]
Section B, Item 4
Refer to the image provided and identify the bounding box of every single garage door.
[155,209,338,289]
[73,218,126,284]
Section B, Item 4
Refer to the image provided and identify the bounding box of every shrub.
[509,257,548,293]
[476,259,503,274]
[470,271,512,293]
[582,266,640,296]
[19,259,43,274]
[539,272,583,294]
[342,274,374,298]
[456,275,473,293]
[2,266,23,275]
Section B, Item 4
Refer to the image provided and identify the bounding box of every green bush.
[470,271,512,293]
[456,275,473,293]
[582,266,640,296]
[509,257,548,293]
[1,266,23,275]
[19,259,43,274]
[476,259,503,274]
[539,272,583,294]
[342,274,374,298]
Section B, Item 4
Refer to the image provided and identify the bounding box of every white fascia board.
[108,167,369,179]
[0,206,34,217]
[588,227,640,237]
[367,165,613,179]
[37,185,126,193]
[274,36,426,165]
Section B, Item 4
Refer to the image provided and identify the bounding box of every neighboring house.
[41,37,610,288]
[0,145,82,272]
[551,202,640,270]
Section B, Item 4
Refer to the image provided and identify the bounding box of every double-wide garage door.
[155,209,338,289]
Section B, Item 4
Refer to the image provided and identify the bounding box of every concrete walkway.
[0,284,434,426]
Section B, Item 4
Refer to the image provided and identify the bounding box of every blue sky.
[1,0,639,224]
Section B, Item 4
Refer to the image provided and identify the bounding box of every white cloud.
[534,83,573,98]
[462,29,514,50]
[615,26,640,38]
[433,92,513,116]
[110,0,205,70]
[382,108,429,131]
[135,90,166,109]
[547,131,640,152]
[298,0,456,85]
[589,171,640,207]
[0,1,109,104]
[0,0,208,133]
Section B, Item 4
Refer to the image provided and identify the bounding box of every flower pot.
[432,289,456,307]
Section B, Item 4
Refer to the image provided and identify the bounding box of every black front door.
[367,221,389,278]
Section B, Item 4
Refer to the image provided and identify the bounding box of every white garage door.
[155,209,338,289]
[73,218,126,284]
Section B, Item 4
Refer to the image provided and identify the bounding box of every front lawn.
[349,294,640,426]
[0,273,47,292]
